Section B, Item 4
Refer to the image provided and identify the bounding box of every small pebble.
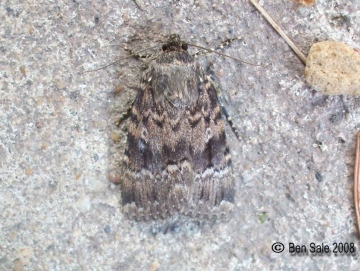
[108,171,121,184]
[305,41,360,95]
[77,196,91,213]
[104,225,111,234]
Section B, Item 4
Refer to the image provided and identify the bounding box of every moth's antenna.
[82,44,159,74]
[187,43,263,67]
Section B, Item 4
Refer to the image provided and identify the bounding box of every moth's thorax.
[156,50,194,65]
[146,51,200,108]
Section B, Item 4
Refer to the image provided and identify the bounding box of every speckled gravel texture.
[1,0,360,270]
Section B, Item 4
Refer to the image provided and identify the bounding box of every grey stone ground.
[1,0,360,270]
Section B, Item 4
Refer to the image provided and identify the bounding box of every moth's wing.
[121,63,234,220]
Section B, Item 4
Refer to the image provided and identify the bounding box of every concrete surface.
[1,0,360,270]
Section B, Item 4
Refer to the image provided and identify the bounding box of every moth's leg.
[115,102,133,127]
[206,74,242,141]
[115,47,154,126]
[219,101,242,141]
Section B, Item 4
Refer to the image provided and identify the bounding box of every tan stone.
[305,41,360,95]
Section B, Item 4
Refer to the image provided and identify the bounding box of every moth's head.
[162,34,188,52]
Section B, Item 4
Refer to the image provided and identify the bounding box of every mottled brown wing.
[121,50,234,220]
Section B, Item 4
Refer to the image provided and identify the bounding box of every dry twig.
[249,0,307,65]
[354,131,360,236]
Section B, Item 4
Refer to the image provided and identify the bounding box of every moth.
[120,34,235,220]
